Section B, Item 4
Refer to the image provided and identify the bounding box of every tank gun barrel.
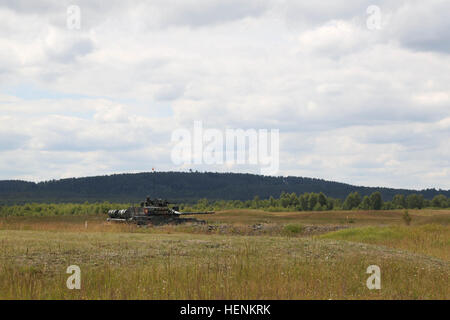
[175,211,215,215]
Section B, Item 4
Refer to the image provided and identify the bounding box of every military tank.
[107,196,214,225]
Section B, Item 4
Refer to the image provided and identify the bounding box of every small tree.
[431,194,447,208]
[308,193,319,210]
[402,210,412,226]
[369,192,383,210]
[392,194,406,209]
[406,194,424,209]
[343,192,361,210]
[269,196,276,207]
[290,192,299,207]
[318,192,327,207]
[299,194,308,211]
[252,195,260,209]
[360,196,371,210]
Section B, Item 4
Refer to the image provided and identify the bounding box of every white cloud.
[0,0,449,189]
[297,20,372,57]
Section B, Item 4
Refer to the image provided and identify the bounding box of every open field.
[201,208,450,226]
[0,209,448,299]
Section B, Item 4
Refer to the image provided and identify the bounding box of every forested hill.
[0,171,448,205]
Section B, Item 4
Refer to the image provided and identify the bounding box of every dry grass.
[0,210,448,300]
[0,230,448,299]
[202,209,450,226]
[1,209,449,233]
[320,224,450,260]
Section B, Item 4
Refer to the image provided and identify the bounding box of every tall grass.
[1,254,447,299]
[319,224,450,260]
[0,229,448,299]
[0,211,448,299]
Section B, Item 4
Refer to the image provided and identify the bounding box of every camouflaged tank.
[107,197,214,225]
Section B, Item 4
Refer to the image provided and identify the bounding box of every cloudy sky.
[0,0,449,189]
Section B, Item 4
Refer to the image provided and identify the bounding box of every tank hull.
[107,216,205,226]
[107,202,214,226]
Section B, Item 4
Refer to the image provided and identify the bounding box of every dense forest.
[0,171,449,205]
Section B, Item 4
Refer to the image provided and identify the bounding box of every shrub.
[402,210,412,226]
[283,224,304,235]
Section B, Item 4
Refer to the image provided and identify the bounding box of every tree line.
[0,202,128,217]
[0,192,448,217]
[184,191,450,212]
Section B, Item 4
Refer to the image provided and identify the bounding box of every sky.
[0,0,449,189]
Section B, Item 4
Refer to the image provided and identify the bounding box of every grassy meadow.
[0,207,448,299]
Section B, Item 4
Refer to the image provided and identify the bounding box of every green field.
[0,209,448,299]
